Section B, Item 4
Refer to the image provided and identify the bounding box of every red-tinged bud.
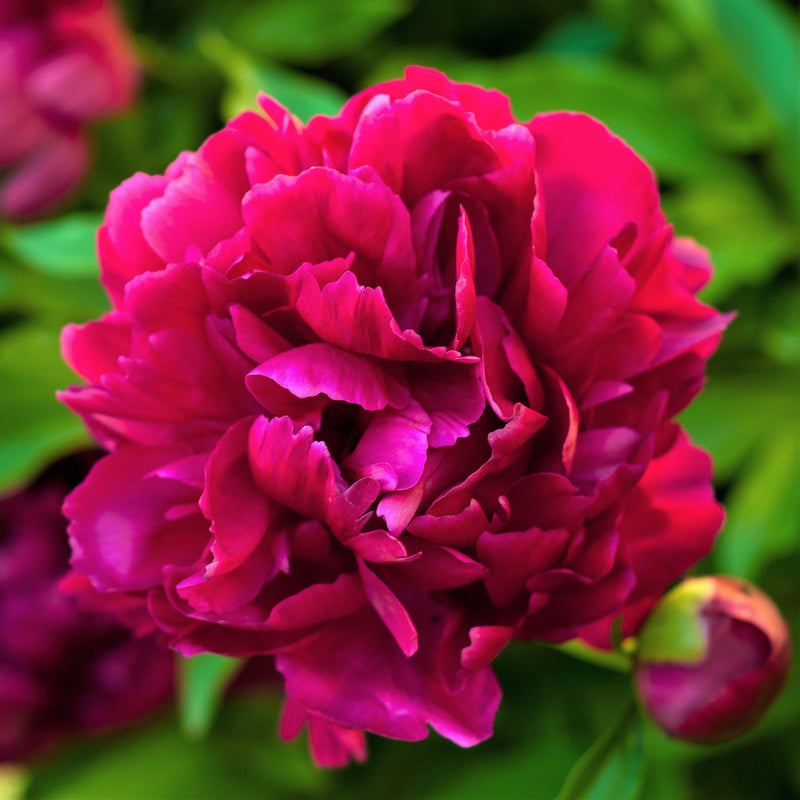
[633,576,791,744]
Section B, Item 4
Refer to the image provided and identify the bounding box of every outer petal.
[581,431,724,645]
[63,448,209,591]
[140,152,244,265]
[61,312,131,384]
[276,599,500,746]
[528,112,661,286]
[279,697,368,768]
[361,89,500,206]
[199,417,271,573]
[99,172,169,306]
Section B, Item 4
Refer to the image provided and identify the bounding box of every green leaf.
[556,701,643,800]
[179,653,245,739]
[760,284,800,367]
[0,325,92,493]
[553,640,631,673]
[84,81,221,208]
[223,63,347,123]
[663,170,796,303]
[24,697,325,800]
[225,0,410,65]
[537,16,620,57]
[715,427,800,580]
[369,51,726,183]
[200,32,347,122]
[0,259,108,327]
[365,643,632,800]
[704,0,799,136]
[654,0,800,210]
[2,215,102,279]
[679,370,797,482]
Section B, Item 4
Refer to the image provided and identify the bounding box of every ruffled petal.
[277,599,500,746]
[63,448,208,591]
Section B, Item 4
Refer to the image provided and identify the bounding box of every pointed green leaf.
[179,654,245,739]
[225,0,410,65]
[553,640,631,673]
[715,427,800,580]
[0,258,108,326]
[2,215,102,279]
[200,32,347,122]
[705,0,799,135]
[556,701,643,800]
[224,63,347,122]
[0,325,92,493]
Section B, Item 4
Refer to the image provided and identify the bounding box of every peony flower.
[0,453,173,764]
[634,576,791,743]
[60,67,730,760]
[0,0,139,219]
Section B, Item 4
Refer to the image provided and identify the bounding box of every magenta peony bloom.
[0,0,139,219]
[634,576,791,744]
[60,67,730,759]
[0,453,173,763]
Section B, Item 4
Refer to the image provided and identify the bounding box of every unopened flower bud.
[634,576,791,744]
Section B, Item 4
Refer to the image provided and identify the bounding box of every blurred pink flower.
[0,0,139,219]
[0,453,173,764]
[60,67,729,761]
[635,576,791,743]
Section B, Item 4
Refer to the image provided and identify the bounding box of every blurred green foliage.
[24,697,328,800]
[1,0,796,797]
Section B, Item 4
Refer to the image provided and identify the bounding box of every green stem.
[552,640,632,673]
[555,697,641,800]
